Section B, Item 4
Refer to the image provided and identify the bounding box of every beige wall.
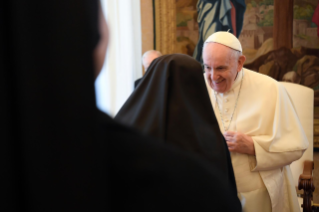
[140,0,154,74]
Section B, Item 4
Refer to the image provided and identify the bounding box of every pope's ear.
[238,54,246,70]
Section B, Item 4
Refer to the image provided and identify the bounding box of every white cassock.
[204,68,308,212]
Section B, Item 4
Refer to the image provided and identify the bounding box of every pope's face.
[203,42,244,93]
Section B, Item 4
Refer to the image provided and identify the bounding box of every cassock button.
[225,98,228,102]
[225,109,228,112]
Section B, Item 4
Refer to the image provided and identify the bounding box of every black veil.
[101,55,241,211]
[115,54,237,191]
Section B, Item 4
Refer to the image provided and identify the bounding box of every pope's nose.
[212,71,220,81]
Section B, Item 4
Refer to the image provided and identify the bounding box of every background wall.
[140,0,154,74]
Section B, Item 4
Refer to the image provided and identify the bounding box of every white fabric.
[95,0,142,116]
[213,69,243,131]
[279,82,314,188]
[204,31,242,52]
[214,70,272,212]
[205,69,308,212]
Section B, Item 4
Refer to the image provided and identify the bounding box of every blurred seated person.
[134,50,162,88]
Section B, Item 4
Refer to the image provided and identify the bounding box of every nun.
[115,53,237,197]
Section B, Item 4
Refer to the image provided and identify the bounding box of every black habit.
[1,0,106,211]
[115,54,238,197]
[134,77,142,88]
[2,0,241,211]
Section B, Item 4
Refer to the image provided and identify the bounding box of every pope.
[202,31,308,212]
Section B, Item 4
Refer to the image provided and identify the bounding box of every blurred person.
[2,0,106,211]
[142,50,162,71]
[1,1,241,211]
[134,50,162,88]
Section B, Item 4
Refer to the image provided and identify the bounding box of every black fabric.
[2,1,241,211]
[115,54,237,193]
[100,110,242,211]
[134,77,142,88]
[1,1,105,211]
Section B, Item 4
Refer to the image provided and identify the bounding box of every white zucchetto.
[204,31,242,52]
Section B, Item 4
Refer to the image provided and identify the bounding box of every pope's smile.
[213,79,225,86]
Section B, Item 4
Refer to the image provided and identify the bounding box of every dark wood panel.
[273,0,294,49]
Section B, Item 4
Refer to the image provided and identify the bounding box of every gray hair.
[142,50,162,63]
[231,49,242,60]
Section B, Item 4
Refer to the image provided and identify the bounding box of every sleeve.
[249,142,305,171]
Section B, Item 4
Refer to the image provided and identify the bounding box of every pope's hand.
[223,131,255,155]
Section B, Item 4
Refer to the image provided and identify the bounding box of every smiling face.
[203,42,245,93]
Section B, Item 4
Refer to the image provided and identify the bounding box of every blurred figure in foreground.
[2,0,105,211]
[2,0,241,211]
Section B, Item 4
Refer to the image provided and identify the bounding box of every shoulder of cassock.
[238,69,309,171]
[204,68,308,170]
